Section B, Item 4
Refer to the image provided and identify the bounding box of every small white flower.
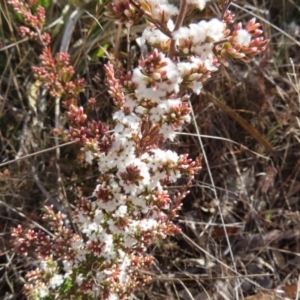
[139,218,158,231]
[187,0,207,10]
[85,150,93,164]
[235,29,252,47]
[37,285,49,298]
[192,81,203,95]
[114,205,127,217]
[141,26,170,47]
[119,256,131,283]
[206,19,225,41]
[108,293,119,300]
[189,23,207,44]
[160,124,177,141]
[194,43,214,59]
[49,274,64,289]
[62,260,73,273]
[76,273,84,286]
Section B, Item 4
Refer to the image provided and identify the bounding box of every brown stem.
[168,0,188,60]
[129,0,173,38]
[222,0,233,19]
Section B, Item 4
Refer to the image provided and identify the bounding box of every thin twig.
[0,200,54,237]
[0,141,77,168]
[188,98,241,300]
[168,0,187,60]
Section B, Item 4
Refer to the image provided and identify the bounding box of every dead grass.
[1,0,300,299]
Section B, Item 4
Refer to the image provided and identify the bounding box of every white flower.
[100,197,120,212]
[161,4,179,16]
[173,26,192,41]
[147,149,181,181]
[113,110,141,131]
[40,260,47,270]
[124,234,137,247]
[149,99,181,124]
[132,56,182,102]
[62,260,73,273]
[108,293,119,300]
[37,284,50,298]
[76,273,84,286]
[193,43,214,60]
[85,150,93,164]
[71,239,85,251]
[93,208,104,223]
[189,23,207,44]
[114,205,127,217]
[132,69,166,101]
[95,271,105,283]
[119,256,131,283]
[160,123,177,141]
[81,221,103,235]
[108,218,126,234]
[187,0,208,10]
[141,26,170,47]
[206,19,225,41]
[139,218,158,231]
[129,194,149,213]
[151,149,179,167]
[235,29,252,47]
[117,158,150,194]
[98,232,116,260]
[49,274,64,289]
[150,3,179,22]
[192,81,203,95]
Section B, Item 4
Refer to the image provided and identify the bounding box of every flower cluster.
[32,49,86,99]
[221,18,269,62]
[7,0,50,45]
[8,0,269,299]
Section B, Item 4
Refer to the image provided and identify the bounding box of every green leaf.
[36,0,52,9]
[93,43,110,59]
[60,277,73,293]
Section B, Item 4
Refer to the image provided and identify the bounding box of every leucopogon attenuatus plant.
[8,0,268,299]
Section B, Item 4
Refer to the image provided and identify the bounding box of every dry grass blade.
[0,141,77,168]
[206,92,274,152]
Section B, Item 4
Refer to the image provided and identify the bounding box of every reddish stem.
[168,0,187,60]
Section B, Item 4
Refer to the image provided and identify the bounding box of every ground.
[1,0,300,299]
